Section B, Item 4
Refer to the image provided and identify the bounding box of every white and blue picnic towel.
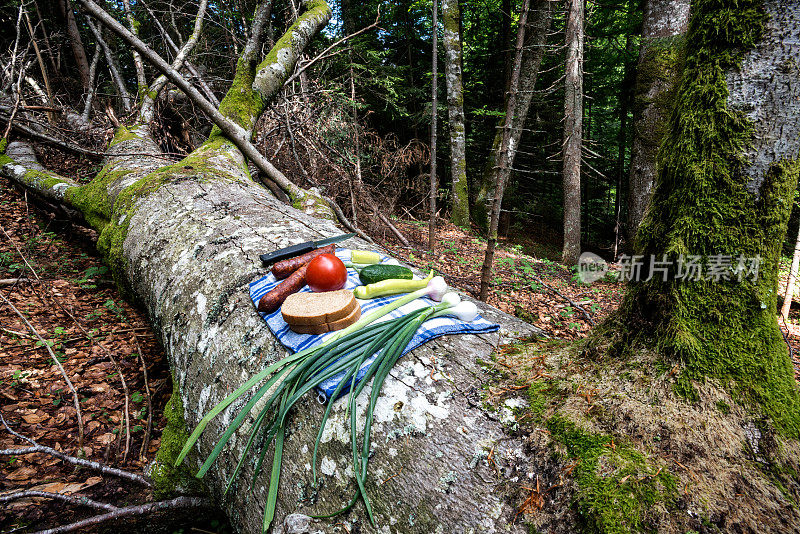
[249,248,499,400]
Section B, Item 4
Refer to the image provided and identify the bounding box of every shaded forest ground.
[2,150,800,531]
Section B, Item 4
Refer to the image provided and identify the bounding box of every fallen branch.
[31,496,211,534]
[0,490,118,512]
[0,277,29,286]
[0,414,151,486]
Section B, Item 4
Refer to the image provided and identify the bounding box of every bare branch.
[140,0,210,123]
[81,41,102,122]
[85,19,132,112]
[283,8,381,87]
[0,414,151,486]
[0,491,119,512]
[31,496,211,534]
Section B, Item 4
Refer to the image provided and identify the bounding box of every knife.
[259,233,356,265]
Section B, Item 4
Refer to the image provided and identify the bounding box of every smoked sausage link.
[258,263,309,313]
[271,244,336,280]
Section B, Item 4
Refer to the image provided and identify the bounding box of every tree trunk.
[603,0,800,435]
[781,221,800,321]
[613,1,639,259]
[60,0,91,90]
[626,0,691,243]
[429,0,439,250]
[479,0,531,302]
[473,0,553,231]
[561,0,583,266]
[441,0,469,228]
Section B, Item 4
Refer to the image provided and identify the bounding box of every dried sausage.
[258,263,309,314]
[271,244,336,280]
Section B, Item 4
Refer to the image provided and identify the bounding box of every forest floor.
[2,167,800,531]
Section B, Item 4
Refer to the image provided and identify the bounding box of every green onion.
[176,279,467,533]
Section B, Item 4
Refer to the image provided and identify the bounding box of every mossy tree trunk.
[600,0,800,436]
[626,0,690,241]
[441,0,469,228]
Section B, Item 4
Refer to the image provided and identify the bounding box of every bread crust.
[288,303,362,334]
[281,289,357,326]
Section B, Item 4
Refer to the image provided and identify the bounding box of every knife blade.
[259,233,356,265]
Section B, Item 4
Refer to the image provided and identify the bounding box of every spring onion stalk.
[311,293,475,521]
[177,277,455,532]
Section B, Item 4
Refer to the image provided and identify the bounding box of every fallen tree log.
[1,132,543,533]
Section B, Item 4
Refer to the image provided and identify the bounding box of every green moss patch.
[150,380,201,498]
[547,415,677,534]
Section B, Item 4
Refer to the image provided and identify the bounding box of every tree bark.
[604,0,800,435]
[561,0,583,266]
[442,0,469,228]
[60,0,91,91]
[626,0,690,241]
[613,1,639,259]
[429,0,439,251]
[479,0,530,302]
[473,0,553,231]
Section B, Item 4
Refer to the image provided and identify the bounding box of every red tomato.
[306,253,347,292]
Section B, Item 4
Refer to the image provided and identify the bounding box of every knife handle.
[260,242,315,265]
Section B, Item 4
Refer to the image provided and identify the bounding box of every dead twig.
[31,496,210,534]
[0,490,119,512]
[0,294,85,450]
[0,414,149,486]
[133,333,154,462]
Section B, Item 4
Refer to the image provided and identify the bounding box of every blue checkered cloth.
[249,248,499,400]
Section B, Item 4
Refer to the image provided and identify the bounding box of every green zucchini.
[358,264,413,285]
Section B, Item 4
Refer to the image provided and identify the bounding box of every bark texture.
[442,0,469,228]
[2,126,543,532]
[626,0,690,239]
[561,0,583,266]
[61,0,91,90]
[474,0,553,230]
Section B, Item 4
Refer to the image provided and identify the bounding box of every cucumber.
[358,264,413,285]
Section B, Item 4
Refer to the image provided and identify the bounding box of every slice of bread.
[289,303,362,335]
[281,289,357,326]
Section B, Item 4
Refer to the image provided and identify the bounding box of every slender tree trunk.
[626,0,691,243]
[479,0,530,301]
[442,0,469,228]
[474,0,554,231]
[602,0,800,435]
[60,0,90,90]
[613,1,639,259]
[429,0,439,250]
[121,0,147,96]
[782,222,800,321]
[561,0,583,265]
